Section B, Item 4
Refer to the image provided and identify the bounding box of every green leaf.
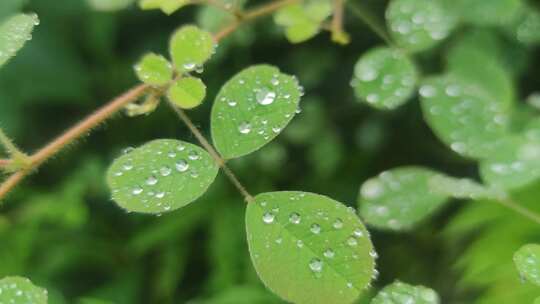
[513,244,540,286]
[211,64,302,159]
[0,13,39,68]
[77,298,115,304]
[169,25,215,73]
[371,281,439,304]
[479,132,540,190]
[419,75,510,159]
[87,0,135,11]
[448,0,523,26]
[427,174,505,201]
[0,276,48,304]
[274,1,332,43]
[358,167,448,230]
[167,77,206,109]
[139,0,188,14]
[351,47,417,110]
[134,53,173,86]
[513,8,540,45]
[386,0,455,52]
[106,139,219,214]
[246,191,376,304]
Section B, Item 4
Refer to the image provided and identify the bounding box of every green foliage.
[86,0,135,11]
[169,25,215,73]
[371,281,439,304]
[211,65,302,159]
[513,244,540,286]
[351,47,417,110]
[0,276,47,304]
[0,13,39,67]
[386,0,455,52]
[167,77,207,109]
[449,0,523,26]
[134,53,173,86]
[139,0,189,15]
[246,191,375,304]
[107,139,218,214]
[358,167,448,231]
[274,0,332,43]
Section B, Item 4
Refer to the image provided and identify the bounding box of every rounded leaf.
[428,174,505,201]
[372,281,439,304]
[107,139,219,214]
[246,191,376,304]
[386,0,455,52]
[0,13,39,67]
[169,25,215,73]
[0,276,48,304]
[513,244,540,286]
[419,75,510,159]
[358,167,448,230]
[351,47,417,110]
[211,64,302,159]
[134,53,173,86]
[167,77,206,109]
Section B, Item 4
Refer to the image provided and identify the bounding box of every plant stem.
[168,104,255,203]
[0,159,9,166]
[0,128,27,159]
[243,0,299,20]
[0,84,149,200]
[496,197,540,225]
[347,1,394,46]
[330,0,349,44]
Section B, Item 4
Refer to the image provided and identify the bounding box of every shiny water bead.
[289,212,301,224]
[352,47,418,110]
[386,0,456,52]
[371,281,440,304]
[309,258,323,272]
[107,139,218,214]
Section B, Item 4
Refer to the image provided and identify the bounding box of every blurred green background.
[1,0,540,303]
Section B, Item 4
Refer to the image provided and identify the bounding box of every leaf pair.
[274,0,332,43]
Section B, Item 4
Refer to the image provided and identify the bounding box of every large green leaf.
[386,0,455,52]
[107,139,219,214]
[0,13,39,67]
[169,25,215,73]
[371,281,439,304]
[351,47,417,110]
[513,244,540,286]
[211,65,302,159]
[246,191,376,304]
[419,75,510,159]
[0,276,48,304]
[358,167,448,230]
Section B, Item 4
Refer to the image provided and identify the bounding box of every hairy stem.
[347,1,394,46]
[496,198,540,225]
[330,0,349,44]
[0,128,27,159]
[168,103,255,203]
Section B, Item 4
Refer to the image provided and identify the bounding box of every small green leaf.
[513,244,540,286]
[0,276,48,304]
[419,75,510,159]
[0,13,39,67]
[167,77,206,109]
[87,0,135,11]
[427,174,505,200]
[246,191,376,304]
[211,64,302,159]
[169,25,215,73]
[351,47,417,110]
[274,1,332,43]
[513,9,540,45]
[371,281,439,304]
[134,53,173,86]
[386,0,455,52]
[139,0,188,14]
[479,131,540,190]
[358,167,448,230]
[107,139,219,214]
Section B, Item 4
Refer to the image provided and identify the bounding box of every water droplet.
[353,228,364,238]
[256,88,276,105]
[419,85,436,98]
[132,186,143,195]
[123,162,133,171]
[272,126,282,133]
[160,166,172,176]
[238,122,252,134]
[175,160,189,172]
[177,143,186,151]
[146,175,158,186]
[309,258,323,272]
[333,219,343,229]
[122,147,134,154]
[183,62,196,70]
[289,212,301,224]
[297,240,304,248]
[323,248,335,258]
[361,179,384,199]
[155,192,165,199]
[262,212,275,224]
[188,151,200,160]
[227,99,237,107]
[347,237,358,246]
[168,151,176,158]
[310,223,321,234]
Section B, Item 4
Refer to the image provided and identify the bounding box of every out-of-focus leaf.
[169,25,215,73]
[0,276,47,304]
[87,0,135,11]
[513,244,540,286]
[134,53,173,86]
[274,1,332,43]
[371,281,439,304]
[448,0,523,26]
[0,13,39,67]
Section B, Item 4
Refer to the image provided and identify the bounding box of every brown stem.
[330,0,349,44]
[0,159,9,166]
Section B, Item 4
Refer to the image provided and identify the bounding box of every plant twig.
[243,0,299,20]
[496,197,540,225]
[347,0,394,46]
[168,103,255,203]
[330,0,350,44]
[0,128,27,160]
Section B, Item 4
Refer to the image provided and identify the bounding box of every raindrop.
[289,212,301,224]
[256,88,277,105]
[310,223,321,234]
[183,62,196,70]
[309,258,323,272]
[323,248,335,258]
[238,122,252,134]
[419,85,436,98]
[132,186,143,195]
[175,160,189,172]
[347,237,358,246]
[333,219,344,229]
[146,175,158,186]
[123,162,133,171]
[188,151,200,160]
[160,166,172,176]
[262,212,275,224]
[353,228,364,238]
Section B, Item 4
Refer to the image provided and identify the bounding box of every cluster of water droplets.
[387,0,454,49]
[0,13,39,64]
[374,281,438,304]
[0,278,47,303]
